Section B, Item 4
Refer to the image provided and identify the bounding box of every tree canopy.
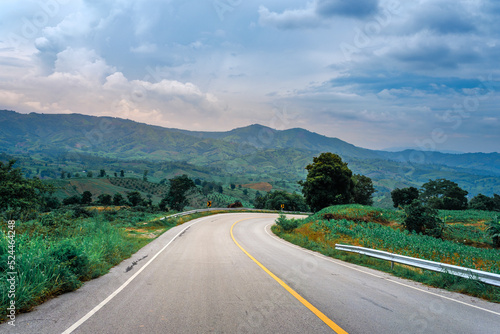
[164,174,195,211]
[420,178,468,210]
[299,153,354,212]
[0,160,54,213]
[469,193,500,211]
[254,190,309,212]
[352,174,376,206]
[391,187,419,208]
[403,200,444,238]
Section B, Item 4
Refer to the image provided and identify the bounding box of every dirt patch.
[321,212,392,225]
[125,227,164,239]
[241,182,273,192]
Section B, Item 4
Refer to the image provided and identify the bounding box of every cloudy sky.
[0,0,499,153]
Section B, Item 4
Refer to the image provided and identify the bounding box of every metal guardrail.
[159,208,311,220]
[335,244,500,287]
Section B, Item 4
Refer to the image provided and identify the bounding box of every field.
[273,205,500,301]
[241,182,273,192]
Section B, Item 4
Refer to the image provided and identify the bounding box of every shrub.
[72,207,94,219]
[486,218,500,247]
[403,200,444,238]
[276,214,299,232]
[63,195,81,206]
[50,241,90,291]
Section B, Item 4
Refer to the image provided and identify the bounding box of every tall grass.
[0,208,166,322]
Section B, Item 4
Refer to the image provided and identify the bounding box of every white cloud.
[53,47,115,81]
[1,0,499,152]
[0,90,24,106]
[258,4,324,30]
[130,43,157,54]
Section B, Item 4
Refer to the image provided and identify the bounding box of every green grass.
[0,207,173,322]
[273,204,500,302]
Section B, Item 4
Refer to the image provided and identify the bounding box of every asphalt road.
[3,213,500,334]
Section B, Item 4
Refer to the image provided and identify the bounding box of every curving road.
[3,213,500,333]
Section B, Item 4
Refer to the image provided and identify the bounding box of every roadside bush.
[50,241,90,280]
[276,214,300,232]
[403,200,444,238]
[72,207,94,219]
[486,218,500,247]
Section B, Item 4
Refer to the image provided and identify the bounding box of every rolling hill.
[1,110,499,205]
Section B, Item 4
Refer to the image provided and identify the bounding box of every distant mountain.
[176,124,381,159]
[1,110,499,202]
[382,146,465,154]
[377,150,500,176]
[0,110,258,164]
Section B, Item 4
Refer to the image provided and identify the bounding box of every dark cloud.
[407,1,476,34]
[315,0,379,18]
[258,0,380,30]
[327,72,488,94]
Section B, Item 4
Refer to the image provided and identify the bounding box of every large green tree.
[352,174,376,206]
[469,193,500,211]
[391,187,420,208]
[0,160,54,212]
[81,191,93,205]
[420,179,468,210]
[299,153,354,212]
[164,175,195,211]
[126,191,143,207]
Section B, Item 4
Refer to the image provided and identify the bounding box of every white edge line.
[264,222,500,317]
[61,217,208,334]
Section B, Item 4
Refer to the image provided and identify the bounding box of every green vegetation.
[162,175,196,211]
[273,205,500,301]
[0,207,175,322]
[2,110,500,209]
[299,153,376,211]
[351,174,376,206]
[391,186,419,208]
[469,193,500,211]
[300,153,354,210]
[276,213,300,232]
[254,190,309,212]
[420,178,468,210]
[0,160,55,216]
[402,200,444,238]
[486,218,500,247]
[1,111,500,312]
[392,179,470,211]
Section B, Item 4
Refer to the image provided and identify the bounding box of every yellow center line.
[231,218,349,334]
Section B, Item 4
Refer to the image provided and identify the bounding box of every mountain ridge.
[1,110,498,175]
[1,110,500,203]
